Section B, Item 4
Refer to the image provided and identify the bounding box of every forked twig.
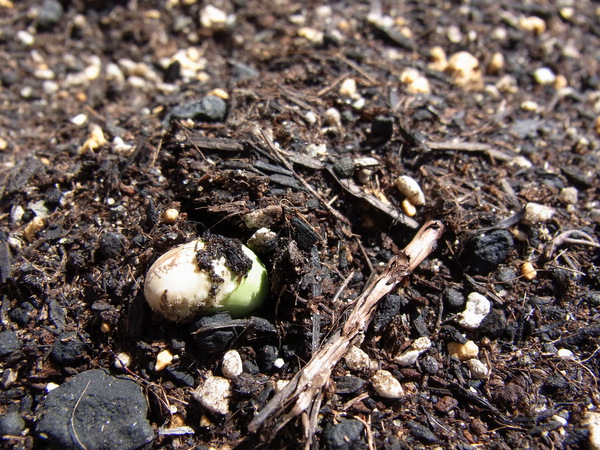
[248,219,444,437]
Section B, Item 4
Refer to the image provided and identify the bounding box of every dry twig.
[248,219,444,438]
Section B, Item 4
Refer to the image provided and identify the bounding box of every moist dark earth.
[1,0,600,449]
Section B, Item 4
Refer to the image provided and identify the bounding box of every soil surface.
[1,1,600,449]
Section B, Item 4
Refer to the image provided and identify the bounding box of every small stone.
[519,16,546,35]
[222,349,243,379]
[161,208,179,224]
[533,67,556,85]
[420,355,439,375]
[324,108,341,127]
[244,205,283,229]
[38,0,63,28]
[344,345,374,371]
[0,331,21,357]
[394,175,426,206]
[443,288,465,310]
[446,51,482,89]
[458,293,491,329]
[371,369,404,398]
[557,348,575,359]
[587,412,600,450]
[467,359,490,379]
[200,5,228,30]
[339,78,358,98]
[333,156,356,177]
[247,228,278,254]
[428,46,447,72]
[36,370,154,449]
[395,337,431,366]
[521,262,537,281]
[323,418,366,449]
[155,349,174,371]
[487,52,504,74]
[193,375,231,415]
[334,376,365,394]
[447,340,479,361]
[298,27,324,44]
[400,68,430,94]
[520,100,539,112]
[24,216,45,242]
[523,202,556,225]
[461,229,514,274]
[0,411,25,436]
[559,187,578,205]
[70,113,87,126]
[169,95,227,122]
[50,331,86,366]
[16,30,35,46]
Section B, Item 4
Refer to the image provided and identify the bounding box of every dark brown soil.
[1,0,599,449]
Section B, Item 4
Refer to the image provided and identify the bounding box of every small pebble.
[298,27,324,45]
[0,331,22,357]
[521,262,537,281]
[193,375,231,415]
[487,52,504,74]
[395,175,426,206]
[371,369,404,398]
[519,16,546,35]
[587,412,600,450]
[200,5,228,30]
[155,349,174,371]
[400,68,430,94]
[458,292,491,329]
[16,30,35,46]
[0,411,25,436]
[221,349,243,378]
[344,345,374,371]
[520,100,539,112]
[428,46,447,72]
[533,67,556,85]
[557,348,575,359]
[70,113,88,126]
[38,0,63,28]
[50,332,86,366]
[447,340,479,361]
[24,216,45,242]
[467,359,490,379]
[339,78,358,98]
[324,107,341,127]
[395,337,431,366]
[246,227,278,254]
[523,202,555,225]
[446,51,482,88]
[244,205,283,229]
[559,187,578,204]
[161,208,179,224]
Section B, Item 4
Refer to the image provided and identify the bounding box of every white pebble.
[559,187,578,205]
[467,359,490,379]
[344,345,374,371]
[193,375,231,415]
[200,5,228,30]
[155,349,174,371]
[221,349,243,379]
[523,202,555,225]
[457,292,490,329]
[298,27,324,45]
[71,113,88,126]
[588,412,600,450]
[394,176,426,206]
[43,80,59,95]
[447,340,479,361]
[557,348,574,359]
[371,370,404,399]
[34,68,56,80]
[520,100,539,112]
[395,337,431,366]
[339,78,358,98]
[16,30,35,46]
[533,67,556,85]
[324,108,341,127]
[273,358,285,369]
